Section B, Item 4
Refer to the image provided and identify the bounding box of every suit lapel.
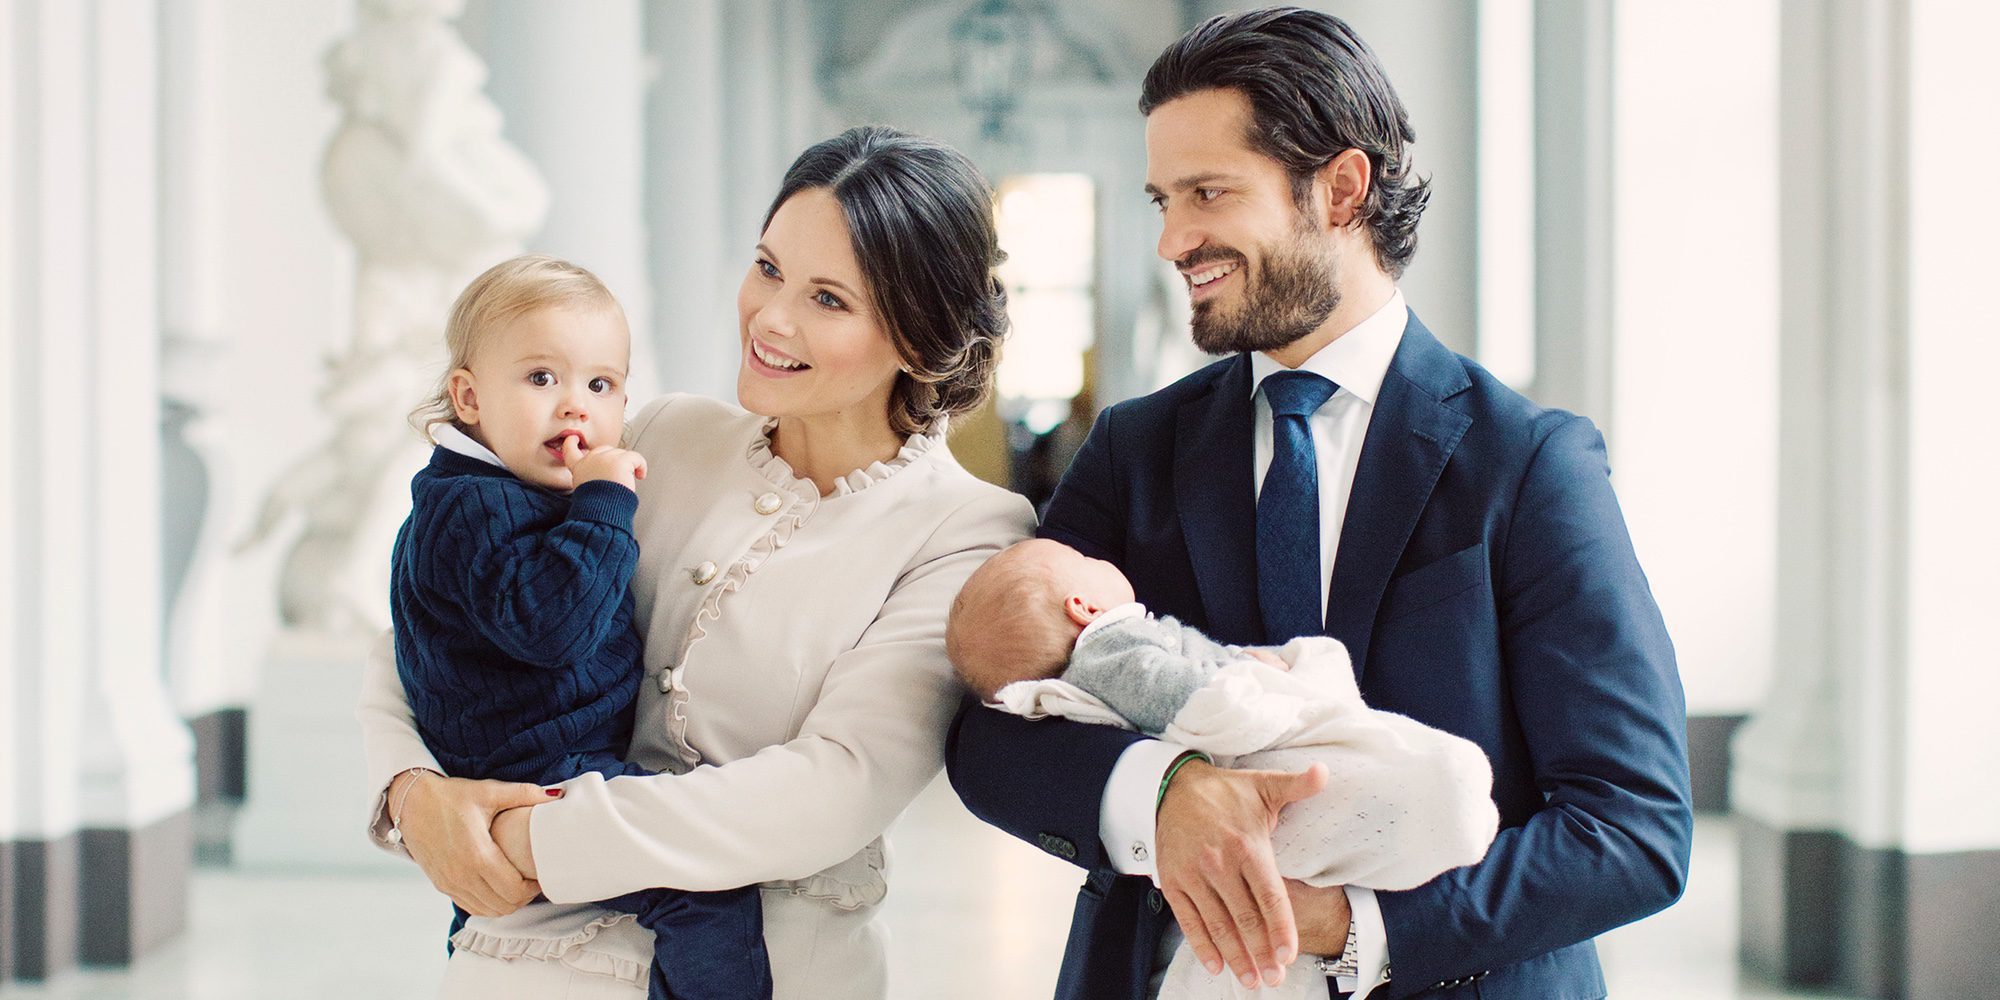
[1324,315,1473,679]
[1173,355,1263,644]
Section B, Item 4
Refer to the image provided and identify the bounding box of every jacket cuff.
[566,480,639,530]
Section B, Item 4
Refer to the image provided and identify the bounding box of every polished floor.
[2,779,1858,999]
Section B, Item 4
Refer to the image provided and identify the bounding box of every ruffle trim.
[660,425,942,767]
[745,420,943,498]
[766,839,888,912]
[660,435,818,767]
[449,912,647,988]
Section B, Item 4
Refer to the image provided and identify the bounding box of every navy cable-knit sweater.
[390,445,645,783]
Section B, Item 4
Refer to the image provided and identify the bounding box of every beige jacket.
[359,393,1034,996]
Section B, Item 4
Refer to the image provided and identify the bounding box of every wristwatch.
[1316,920,1361,977]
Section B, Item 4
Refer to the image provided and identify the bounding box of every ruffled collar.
[745,419,945,499]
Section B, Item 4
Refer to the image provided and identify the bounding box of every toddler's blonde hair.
[409,254,624,438]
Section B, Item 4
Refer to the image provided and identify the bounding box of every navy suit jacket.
[947,315,1692,999]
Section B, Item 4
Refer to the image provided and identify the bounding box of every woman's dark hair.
[1139,6,1430,277]
[763,125,1008,437]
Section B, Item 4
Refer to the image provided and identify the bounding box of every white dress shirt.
[1098,289,1407,998]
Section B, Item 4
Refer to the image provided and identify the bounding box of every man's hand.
[394,771,556,916]
[1286,878,1353,956]
[1245,648,1289,670]
[1156,758,1329,990]
[563,436,648,490]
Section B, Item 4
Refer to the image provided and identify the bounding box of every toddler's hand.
[563,437,648,490]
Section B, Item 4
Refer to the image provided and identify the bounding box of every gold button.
[754,491,783,515]
[691,561,718,585]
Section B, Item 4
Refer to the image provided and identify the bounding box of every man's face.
[1145,88,1342,355]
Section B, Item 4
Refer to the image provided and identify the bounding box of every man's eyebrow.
[1144,172,1238,198]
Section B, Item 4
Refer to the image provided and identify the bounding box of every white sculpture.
[239,0,548,633]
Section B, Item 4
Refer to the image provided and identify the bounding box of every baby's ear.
[1064,595,1099,627]
[447,369,479,424]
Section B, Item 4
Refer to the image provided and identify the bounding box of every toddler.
[390,254,771,1000]
[946,538,1500,1000]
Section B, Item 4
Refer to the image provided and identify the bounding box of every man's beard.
[1186,223,1342,356]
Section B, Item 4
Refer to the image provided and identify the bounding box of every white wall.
[1610,1,1781,717]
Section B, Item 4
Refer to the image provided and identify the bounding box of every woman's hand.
[393,770,557,916]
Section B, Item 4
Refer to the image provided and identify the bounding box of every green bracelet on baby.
[1157,750,1212,812]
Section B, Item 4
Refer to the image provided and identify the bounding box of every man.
[946,7,1692,999]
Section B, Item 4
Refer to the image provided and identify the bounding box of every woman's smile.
[748,337,812,377]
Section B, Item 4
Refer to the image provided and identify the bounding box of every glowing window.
[994,173,1095,434]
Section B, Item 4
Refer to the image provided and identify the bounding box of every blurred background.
[2,0,1995,997]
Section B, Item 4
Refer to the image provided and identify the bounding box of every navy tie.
[1256,370,1339,643]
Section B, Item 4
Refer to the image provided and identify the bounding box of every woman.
[358,126,1035,998]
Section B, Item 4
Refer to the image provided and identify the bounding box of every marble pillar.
[4,0,197,975]
[160,0,252,866]
[466,0,660,397]
[1733,2,2000,997]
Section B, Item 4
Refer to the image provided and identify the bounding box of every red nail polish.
[546,789,562,796]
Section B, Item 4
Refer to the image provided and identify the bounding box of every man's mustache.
[1175,247,1246,276]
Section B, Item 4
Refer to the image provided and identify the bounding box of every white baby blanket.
[993,636,1499,1000]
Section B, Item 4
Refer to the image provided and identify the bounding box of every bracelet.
[1156,751,1211,813]
[387,767,443,843]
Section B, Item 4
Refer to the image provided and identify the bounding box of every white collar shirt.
[1103,289,1410,1000]
[431,423,507,469]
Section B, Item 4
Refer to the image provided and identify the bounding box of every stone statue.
[238,0,547,633]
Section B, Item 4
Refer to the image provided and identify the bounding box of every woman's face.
[736,188,904,431]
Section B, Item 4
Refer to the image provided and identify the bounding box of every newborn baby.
[946,538,1500,1000]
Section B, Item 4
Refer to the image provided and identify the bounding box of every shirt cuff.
[1339,886,1391,998]
[1098,738,1189,879]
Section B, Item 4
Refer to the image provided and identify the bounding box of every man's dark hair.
[1140,6,1430,277]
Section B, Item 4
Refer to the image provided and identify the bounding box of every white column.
[76,0,197,837]
[645,0,737,397]
[160,0,243,731]
[1899,0,2000,862]
[1325,0,1478,356]
[637,0,826,400]
[1474,0,1535,389]
[7,0,196,970]
[1530,0,1614,423]
[1733,2,2000,995]
[77,0,197,964]
[1,0,22,976]
[9,0,95,978]
[1608,0,1780,721]
[469,0,659,397]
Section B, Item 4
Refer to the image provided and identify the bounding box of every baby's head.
[412,254,630,492]
[946,538,1137,701]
